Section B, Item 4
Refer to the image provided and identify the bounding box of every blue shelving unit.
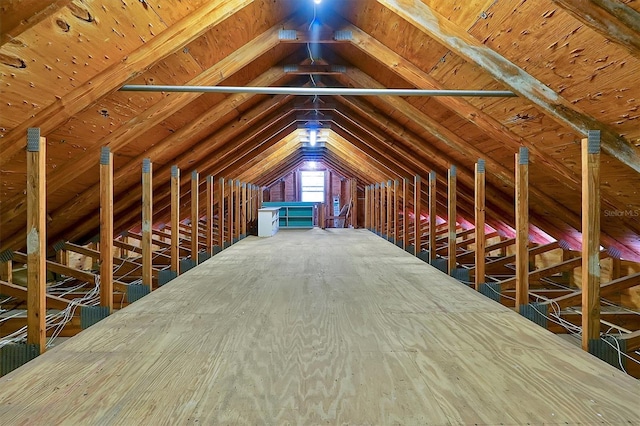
[262,202,315,228]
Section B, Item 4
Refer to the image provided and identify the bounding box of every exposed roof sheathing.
[1,0,639,260]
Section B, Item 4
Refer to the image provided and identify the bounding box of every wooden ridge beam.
[278,30,353,44]
[377,0,640,173]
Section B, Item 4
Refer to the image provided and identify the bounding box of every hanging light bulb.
[314,0,321,4]
[309,128,317,146]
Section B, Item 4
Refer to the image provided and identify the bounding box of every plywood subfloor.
[1,229,639,425]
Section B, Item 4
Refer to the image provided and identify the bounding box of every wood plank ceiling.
[1,0,639,260]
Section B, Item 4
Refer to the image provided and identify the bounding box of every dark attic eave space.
[0,0,639,261]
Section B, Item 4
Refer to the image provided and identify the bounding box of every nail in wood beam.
[515,148,529,310]
[429,171,437,263]
[26,128,46,353]
[142,158,153,291]
[191,170,199,265]
[403,178,409,250]
[582,131,601,351]
[448,167,457,273]
[414,175,421,256]
[475,159,486,290]
[100,147,114,313]
[171,166,180,274]
[206,176,215,254]
[393,179,400,243]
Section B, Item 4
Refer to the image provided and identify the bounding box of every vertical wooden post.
[217,177,225,249]
[374,183,379,234]
[191,170,199,265]
[170,166,180,275]
[372,184,376,232]
[351,179,358,228]
[403,178,408,250]
[364,185,370,230]
[0,258,12,283]
[56,247,69,266]
[413,175,421,256]
[428,171,437,263]
[380,182,385,235]
[515,147,529,310]
[241,183,247,238]
[142,158,153,291]
[474,160,486,290]
[386,180,392,240]
[448,167,457,274]
[611,257,621,280]
[248,184,254,224]
[394,179,399,244]
[26,128,46,353]
[206,175,214,255]
[100,147,114,313]
[377,182,383,235]
[582,131,601,351]
[235,180,241,241]
[228,179,234,245]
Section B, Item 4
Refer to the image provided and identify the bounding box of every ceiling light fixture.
[309,128,318,146]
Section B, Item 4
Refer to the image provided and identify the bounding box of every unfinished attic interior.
[2,0,640,423]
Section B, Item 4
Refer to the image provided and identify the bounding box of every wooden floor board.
[1,228,639,424]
